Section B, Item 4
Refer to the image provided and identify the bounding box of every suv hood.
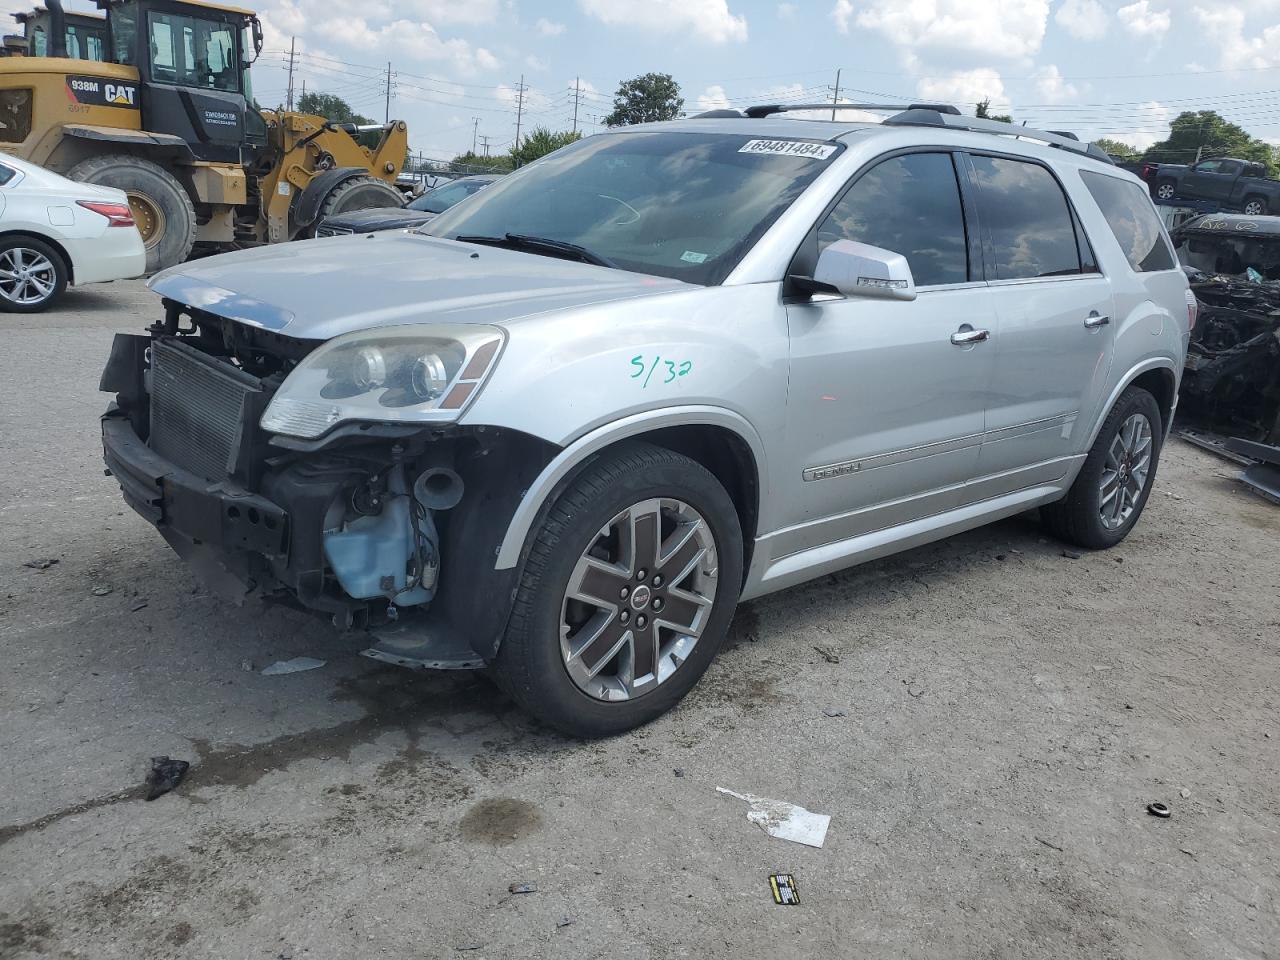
[149,232,692,341]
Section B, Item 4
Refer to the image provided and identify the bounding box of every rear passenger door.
[964,153,1115,496]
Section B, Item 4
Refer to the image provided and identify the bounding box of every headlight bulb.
[411,352,450,400]
[352,346,386,390]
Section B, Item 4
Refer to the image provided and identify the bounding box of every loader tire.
[309,176,404,236]
[68,155,196,273]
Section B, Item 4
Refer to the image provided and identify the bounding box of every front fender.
[492,405,768,569]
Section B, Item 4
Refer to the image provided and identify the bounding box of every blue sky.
[25,1,1280,158]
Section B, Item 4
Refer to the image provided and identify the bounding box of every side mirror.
[812,239,916,301]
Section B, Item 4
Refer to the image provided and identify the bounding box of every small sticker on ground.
[769,874,800,905]
[738,139,836,160]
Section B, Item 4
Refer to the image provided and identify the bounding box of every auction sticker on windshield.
[739,140,836,160]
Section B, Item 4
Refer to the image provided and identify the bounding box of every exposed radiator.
[149,339,259,481]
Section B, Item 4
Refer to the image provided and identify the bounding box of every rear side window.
[968,155,1082,280]
[1081,171,1176,273]
[0,162,16,185]
[819,152,969,286]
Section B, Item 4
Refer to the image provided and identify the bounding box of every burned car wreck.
[1172,214,1280,443]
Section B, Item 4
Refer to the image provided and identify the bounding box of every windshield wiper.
[456,233,617,269]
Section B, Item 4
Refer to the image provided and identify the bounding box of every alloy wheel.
[560,497,718,702]
[1099,413,1153,530]
[1244,201,1265,216]
[1157,184,1175,200]
[0,247,57,306]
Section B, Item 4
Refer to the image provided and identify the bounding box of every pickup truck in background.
[1153,158,1280,215]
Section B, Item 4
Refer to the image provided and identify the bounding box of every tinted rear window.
[1081,171,1176,273]
[968,155,1082,280]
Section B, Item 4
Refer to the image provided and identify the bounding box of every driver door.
[777,151,996,559]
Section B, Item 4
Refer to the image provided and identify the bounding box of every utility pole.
[513,74,526,150]
[471,117,479,154]
[479,135,491,158]
[572,77,582,134]
[285,36,296,111]
[830,68,841,121]
[384,61,394,124]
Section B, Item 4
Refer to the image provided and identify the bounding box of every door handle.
[950,327,990,345]
[1084,312,1111,328]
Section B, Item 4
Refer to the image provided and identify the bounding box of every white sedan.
[0,151,146,312]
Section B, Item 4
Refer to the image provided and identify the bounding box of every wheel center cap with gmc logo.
[629,584,652,610]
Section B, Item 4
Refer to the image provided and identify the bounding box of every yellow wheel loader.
[0,0,407,272]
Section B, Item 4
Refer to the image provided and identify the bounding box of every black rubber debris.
[145,756,190,800]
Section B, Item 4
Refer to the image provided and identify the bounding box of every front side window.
[425,132,840,285]
[818,152,969,286]
[147,12,238,91]
[1082,171,1176,273]
[969,155,1082,280]
[1194,160,1223,174]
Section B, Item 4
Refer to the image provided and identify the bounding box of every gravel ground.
[2,281,1278,960]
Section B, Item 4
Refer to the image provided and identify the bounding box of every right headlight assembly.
[260,323,505,439]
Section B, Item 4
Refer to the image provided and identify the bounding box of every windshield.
[423,131,841,285]
[410,179,488,214]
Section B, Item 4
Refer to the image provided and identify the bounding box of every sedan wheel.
[561,497,718,702]
[0,239,67,313]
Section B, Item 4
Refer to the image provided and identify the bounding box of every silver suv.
[101,104,1191,736]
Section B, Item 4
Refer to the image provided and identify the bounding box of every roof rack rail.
[884,108,1112,163]
[741,102,961,119]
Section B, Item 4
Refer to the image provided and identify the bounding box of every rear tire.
[1243,196,1268,216]
[309,176,404,237]
[68,154,196,273]
[0,235,67,312]
[493,442,744,738]
[1155,179,1177,201]
[1042,386,1163,549]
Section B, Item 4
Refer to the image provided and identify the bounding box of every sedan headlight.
[260,324,505,439]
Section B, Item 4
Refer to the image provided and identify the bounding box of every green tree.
[510,127,583,167]
[297,91,373,125]
[450,150,514,174]
[1143,111,1277,175]
[604,73,683,126]
[1094,138,1140,159]
[975,98,1012,124]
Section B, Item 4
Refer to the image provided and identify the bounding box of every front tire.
[0,235,68,312]
[308,176,404,237]
[494,442,744,737]
[1042,386,1163,549]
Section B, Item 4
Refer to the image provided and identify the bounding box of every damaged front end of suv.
[100,271,555,669]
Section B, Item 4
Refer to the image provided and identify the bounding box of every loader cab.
[12,8,108,60]
[98,0,265,161]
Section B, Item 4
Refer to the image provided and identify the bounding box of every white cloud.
[535,17,566,36]
[1192,5,1280,68]
[401,0,500,24]
[314,16,498,75]
[778,2,797,19]
[853,0,1051,62]
[579,0,748,43]
[916,68,1007,111]
[525,54,548,72]
[1031,64,1078,101]
[831,0,854,32]
[1054,0,1108,40]
[1124,101,1173,150]
[696,84,732,110]
[1116,1,1171,37]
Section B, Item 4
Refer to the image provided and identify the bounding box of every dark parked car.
[316,176,499,237]
[1153,158,1280,215]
